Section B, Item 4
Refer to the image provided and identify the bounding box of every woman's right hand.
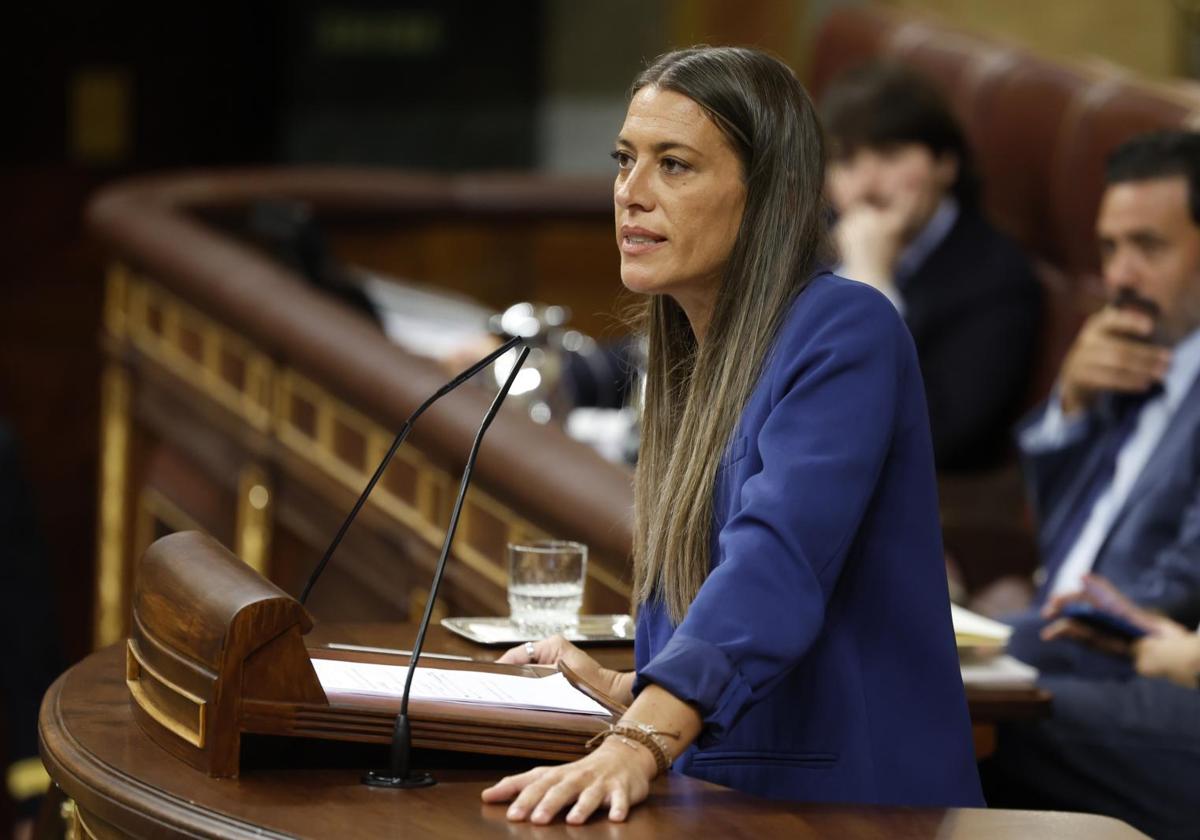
[497,635,633,706]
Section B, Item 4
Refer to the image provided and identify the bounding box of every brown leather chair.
[971,61,1091,263]
[1049,77,1200,277]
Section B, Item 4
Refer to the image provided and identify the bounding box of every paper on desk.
[311,658,609,716]
[951,604,1014,644]
[960,654,1038,688]
[459,622,521,644]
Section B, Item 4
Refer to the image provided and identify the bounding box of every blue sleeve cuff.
[633,632,754,747]
[1018,393,1088,453]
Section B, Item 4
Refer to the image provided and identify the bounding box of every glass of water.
[507,540,587,637]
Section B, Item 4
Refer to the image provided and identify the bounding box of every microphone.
[298,334,525,607]
[364,342,531,788]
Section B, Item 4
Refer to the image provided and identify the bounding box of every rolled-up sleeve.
[636,285,909,744]
[635,633,752,740]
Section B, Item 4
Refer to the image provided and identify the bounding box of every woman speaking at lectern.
[483,46,982,823]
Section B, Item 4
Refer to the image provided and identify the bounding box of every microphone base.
[362,769,437,789]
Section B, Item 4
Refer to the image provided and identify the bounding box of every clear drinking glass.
[507,540,587,637]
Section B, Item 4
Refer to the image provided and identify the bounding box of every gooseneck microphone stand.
[297,335,524,607]
[363,343,531,788]
[294,334,530,789]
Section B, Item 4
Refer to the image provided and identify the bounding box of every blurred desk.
[967,683,1050,759]
[40,644,1140,839]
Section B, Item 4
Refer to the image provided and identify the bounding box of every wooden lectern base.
[124,532,609,778]
[40,644,1150,839]
[122,530,1049,780]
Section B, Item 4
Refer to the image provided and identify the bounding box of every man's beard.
[1111,286,1161,320]
[1111,286,1168,345]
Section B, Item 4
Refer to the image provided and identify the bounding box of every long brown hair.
[631,47,831,623]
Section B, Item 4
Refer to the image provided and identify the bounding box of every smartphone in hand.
[1060,602,1147,641]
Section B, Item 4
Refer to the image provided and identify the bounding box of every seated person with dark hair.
[1002,131,1200,669]
[821,62,1043,473]
[982,573,1200,840]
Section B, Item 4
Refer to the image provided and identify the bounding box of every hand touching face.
[1056,305,1172,415]
[830,190,923,290]
[828,143,957,247]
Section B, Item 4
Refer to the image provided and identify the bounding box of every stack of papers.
[311,658,609,717]
[359,272,493,359]
[949,606,1039,687]
[951,604,1013,648]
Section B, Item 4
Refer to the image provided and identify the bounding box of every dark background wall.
[0,3,545,827]
[0,0,547,665]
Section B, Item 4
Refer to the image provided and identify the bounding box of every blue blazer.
[1005,383,1200,678]
[634,273,982,807]
[1018,385,1200,626]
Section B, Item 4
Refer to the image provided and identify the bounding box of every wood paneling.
[95,267,632,642]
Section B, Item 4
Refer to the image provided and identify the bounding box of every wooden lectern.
[126,531,611,777]
[46,532,1146,837]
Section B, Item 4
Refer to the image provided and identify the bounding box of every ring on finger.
[524,641,537,660]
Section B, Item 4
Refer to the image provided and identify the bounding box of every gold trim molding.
[134,487,204,564]
[103,262,130,339]
[100,265,631,621]
[236,464,273,576]
[94,364,131,648]
[74,807,99,840]
[126,639,207,748]
[5,756,50,802]
[124,272,273,432]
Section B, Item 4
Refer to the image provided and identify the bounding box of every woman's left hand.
[496,634,636,708]
[481,737,656,824]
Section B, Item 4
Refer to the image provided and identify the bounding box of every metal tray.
[441,614,635,646]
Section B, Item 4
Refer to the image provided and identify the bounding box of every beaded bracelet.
[585,720,680,776]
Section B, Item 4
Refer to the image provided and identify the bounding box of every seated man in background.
[999,131,1200,661]
[821,61,1043,473]
[981,572,1200,839]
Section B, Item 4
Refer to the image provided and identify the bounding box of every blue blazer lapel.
[1036,397,1119,564]
[1100,375,1200,551]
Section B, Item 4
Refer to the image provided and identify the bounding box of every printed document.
[311,658,609,716]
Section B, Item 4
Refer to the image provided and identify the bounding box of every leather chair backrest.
[810,6,1200,403]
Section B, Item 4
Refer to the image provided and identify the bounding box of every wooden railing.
[87,169,633,646]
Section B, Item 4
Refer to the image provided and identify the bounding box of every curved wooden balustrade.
[87,169,633,645]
